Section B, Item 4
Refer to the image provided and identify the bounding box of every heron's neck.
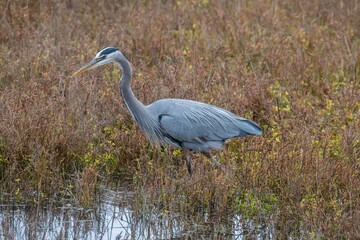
[116,59,146,124]
[115,55,164,145]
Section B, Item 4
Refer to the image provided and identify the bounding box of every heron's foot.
[203,151,222,170]
[210,156,221,169]
[186,159,193,177]
[211,156,225,174]
[184,148,193,177]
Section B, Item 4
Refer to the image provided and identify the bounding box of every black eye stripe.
[99,47,118,56]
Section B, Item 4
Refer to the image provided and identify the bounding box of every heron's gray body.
[73,47,262,176]
[146,99,262,152]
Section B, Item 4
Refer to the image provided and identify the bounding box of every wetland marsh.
[0,0,359,238]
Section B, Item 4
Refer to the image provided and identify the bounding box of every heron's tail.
[237,118,262,137]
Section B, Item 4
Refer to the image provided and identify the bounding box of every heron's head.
[72,47,123,77]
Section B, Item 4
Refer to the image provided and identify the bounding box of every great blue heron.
[73,47,262,176]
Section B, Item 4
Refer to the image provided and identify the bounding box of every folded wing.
[147,99,262,150]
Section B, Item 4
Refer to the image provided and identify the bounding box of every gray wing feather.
[147,99,262,144]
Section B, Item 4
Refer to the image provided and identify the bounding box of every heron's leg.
[183,148,192,176]
[203,151,221,169]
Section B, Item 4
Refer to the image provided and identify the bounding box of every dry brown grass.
[1,0,360,238]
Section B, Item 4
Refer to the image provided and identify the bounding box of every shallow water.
[0,187,275,239]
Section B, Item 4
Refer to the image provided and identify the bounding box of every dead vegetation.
[0,0,359,238]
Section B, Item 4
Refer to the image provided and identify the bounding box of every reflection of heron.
[73,47,262,176]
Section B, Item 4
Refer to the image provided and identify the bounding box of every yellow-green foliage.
[234,190,278,219]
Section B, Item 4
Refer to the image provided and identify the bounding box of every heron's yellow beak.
[72,58,100,77]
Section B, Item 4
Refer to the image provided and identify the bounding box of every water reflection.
[0,187,275,239]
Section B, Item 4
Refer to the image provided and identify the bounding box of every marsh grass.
[1,0,360,238]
